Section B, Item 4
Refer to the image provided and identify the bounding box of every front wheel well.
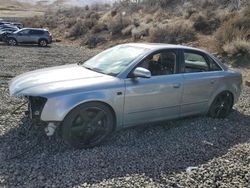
[60,101,117,148]
[64,101,117,130]
[89,101,117,128]
[7,37,17,41]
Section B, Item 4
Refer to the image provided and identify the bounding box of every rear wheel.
[39,39,48,47]
[61,102,115,149]
[208,91,233,118]
[8,38,17,46]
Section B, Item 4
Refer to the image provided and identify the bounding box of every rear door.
[180,49,223,116]
[28,30,42,43]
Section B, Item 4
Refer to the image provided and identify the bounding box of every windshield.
[14,29,22,34]
[82,45,149,76]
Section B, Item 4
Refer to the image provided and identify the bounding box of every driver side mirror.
[132,67,151,78]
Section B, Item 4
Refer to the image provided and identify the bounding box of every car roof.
[123,43,208,54]
[20,28,48,31]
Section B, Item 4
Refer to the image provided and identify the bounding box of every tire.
[208,91,233,118]
[61,102,115,149]
[38,39,48,47]
[8,38,17,46]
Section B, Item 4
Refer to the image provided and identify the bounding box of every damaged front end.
[27,96,47,125]
[26,96,58,136]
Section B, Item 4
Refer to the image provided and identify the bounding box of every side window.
[29,30,35,35]
[184,52,209,73]
[37,30,44,35]
[29,30,44,35]
[138,51,177,76]
[19,29,29,35]
[209,57,222,71]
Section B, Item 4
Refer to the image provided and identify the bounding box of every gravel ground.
[0,43,249,187]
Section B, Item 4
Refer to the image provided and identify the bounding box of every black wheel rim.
[69,107,109,146]
[40,40,46,46]
[211,92,233,118]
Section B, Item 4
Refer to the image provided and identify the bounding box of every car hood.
[9,64,117,97]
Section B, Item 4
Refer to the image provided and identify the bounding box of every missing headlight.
[28,96,47,121]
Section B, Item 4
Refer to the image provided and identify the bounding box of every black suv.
[6,28,52,47]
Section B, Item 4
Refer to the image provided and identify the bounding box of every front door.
[16,29,30,43]
[123,50,183,126]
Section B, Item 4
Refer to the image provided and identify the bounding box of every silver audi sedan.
[9,43,242,148]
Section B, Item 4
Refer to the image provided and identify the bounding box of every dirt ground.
[0,43,249,187]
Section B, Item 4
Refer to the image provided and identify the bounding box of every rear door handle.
[173,83,181,88]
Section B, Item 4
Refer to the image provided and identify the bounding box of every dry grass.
[223,39,250,55]
[108,15,131,36]
[0,0,45,18]
[0,10,44,18]
[121,25,133,36]
[132,24,149,40]
[223,39,250,67]
[149,21,196,44]
[215,11,250,53]
[12,0,250,59]
[92,22,108,34]
[192,12,220,35]
[66,21,87,39]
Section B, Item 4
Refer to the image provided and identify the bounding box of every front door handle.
[173,83,181,88]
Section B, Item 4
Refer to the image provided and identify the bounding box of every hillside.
[0,0,45,17]
[21,0,250,67]
[17,0,114,6]
[0,0,115,17]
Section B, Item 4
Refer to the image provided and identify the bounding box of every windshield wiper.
[84,66,95,71]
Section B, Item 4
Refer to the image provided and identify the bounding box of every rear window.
[208,57,222,71]
[184,52,209,73]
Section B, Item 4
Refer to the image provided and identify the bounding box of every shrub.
[82,35,107,48]
[121,25,133,36]
[149,21,196,44]
[43,14,59,29]
[108,15,131,36]
[23,16,43,28]
[223,39,250,66]
[133,18,140,27]
[66,21,87,39]
[65,18,77,28]
[111,10,117,17]
[192,14,220,35]
[92,22,107,33]
[145,15,153,23]
[183,8,197,19]
[56,7,86,18]
[215,14,250,46]
[153,11,169,22]
[131,25,149,40]
[223,39,250,55]
[86,12,100,20]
